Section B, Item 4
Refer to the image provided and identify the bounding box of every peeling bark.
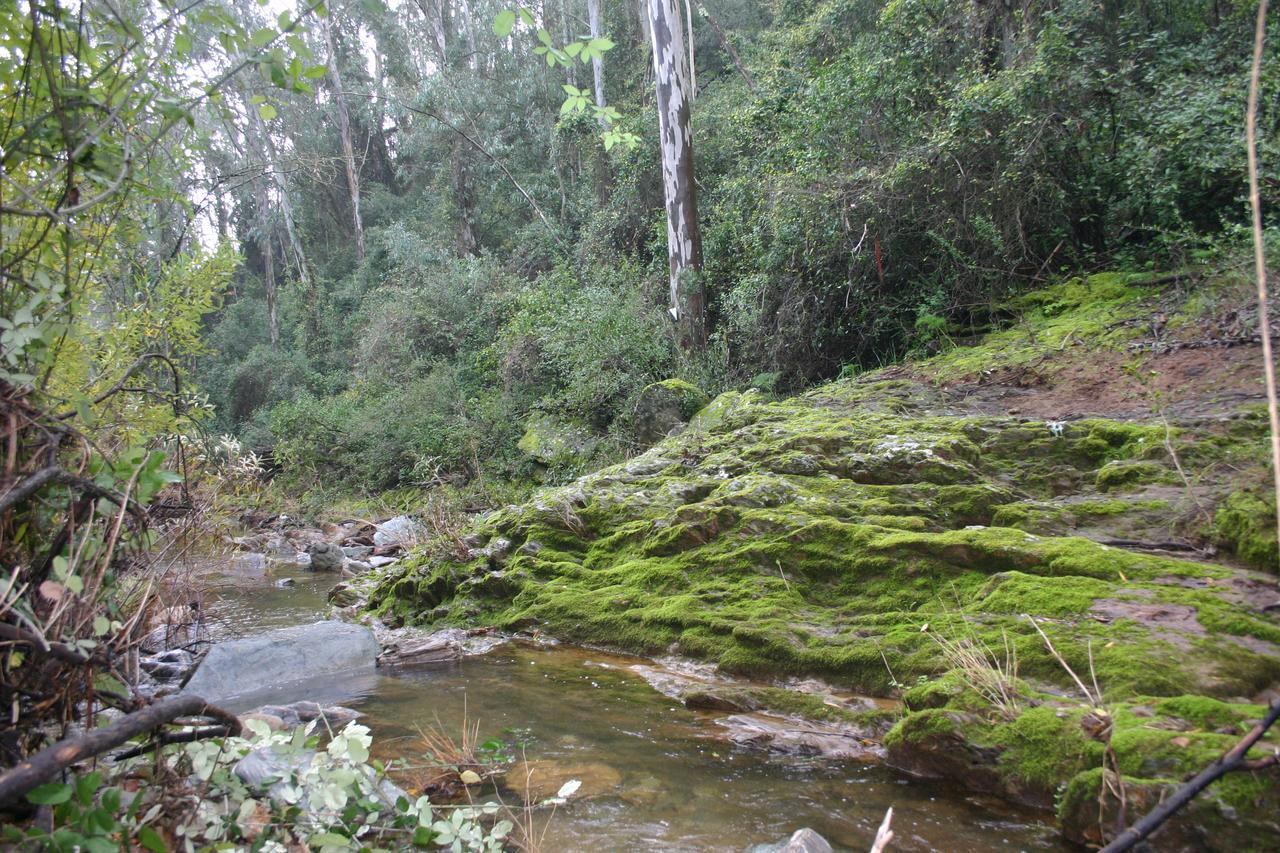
[646,0,705,348]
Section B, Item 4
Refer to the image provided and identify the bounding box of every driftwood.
[0,694,239,808]
[1098,698,1280,852]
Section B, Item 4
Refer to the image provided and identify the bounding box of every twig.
[1098,699,1280,852]
[1245,0,1280,571]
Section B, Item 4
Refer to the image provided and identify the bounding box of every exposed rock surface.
[183,620,378,702]
[367,273,1280,846]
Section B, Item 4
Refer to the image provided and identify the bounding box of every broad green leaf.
[492,10,515,37]
[27,782,73,805]
[258,102,278,120]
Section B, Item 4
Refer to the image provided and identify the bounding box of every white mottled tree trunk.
[646,0,705,348]
[587,0,606,123]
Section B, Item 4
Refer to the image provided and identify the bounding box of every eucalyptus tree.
[646,0,704,348]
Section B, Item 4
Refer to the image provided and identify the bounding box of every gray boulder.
[183,620,377,703]
[516,414,597,467]
[307,542,345,572]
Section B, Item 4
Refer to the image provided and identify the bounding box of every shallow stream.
[201,556,1072,852]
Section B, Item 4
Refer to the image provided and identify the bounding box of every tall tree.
[587,0,606,122]
[321,16,366,261]
[646,0,704,348]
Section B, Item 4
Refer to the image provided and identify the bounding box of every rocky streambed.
[137,527,1071,852]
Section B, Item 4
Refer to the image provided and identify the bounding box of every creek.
[198,555,1072,852]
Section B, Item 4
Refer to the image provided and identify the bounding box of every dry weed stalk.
[924,616,1020,719]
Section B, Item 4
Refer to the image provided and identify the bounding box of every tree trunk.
[264,230,279,348]
[587,0,606,122]
[561,0,578,88]
[646,0,704,348]
[322,18,366,262]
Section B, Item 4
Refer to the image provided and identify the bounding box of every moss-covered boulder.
[633,379,711,443]
[517,413,597,467]
[368,271,1280,844]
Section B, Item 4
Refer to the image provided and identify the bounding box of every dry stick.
[0,694,239,808]
[1098,699,1280,853]
[1247,0,1280,567]
[869,806,895,853]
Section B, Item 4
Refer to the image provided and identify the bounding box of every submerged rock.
[183,620,377,702]
[745,828,834,853]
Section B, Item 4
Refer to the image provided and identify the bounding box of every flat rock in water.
[183,620,378,703]
[714,713,884,761]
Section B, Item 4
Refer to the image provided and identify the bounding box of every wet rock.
[745,828,835,853]
[307,541,345,572]
[714,713,884,761]
[275,577,296,588]
[342,545,373,559]
[327,582,364,608]
[368,555,398,568]
[376,630,462,667]
[682,687,763,713]
[375,627,508,667]
[373,515,424,547]
[253,701,361,730]
[634,379,710,444]
[239,712,287,735]
[183,621,378,702]
[342,559,373,577]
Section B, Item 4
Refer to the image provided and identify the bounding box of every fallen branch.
[0,465,145,519]
[0,622,97,667]
[111,724,236,761]
[0,694,239,808]
[1098,699,1280,852]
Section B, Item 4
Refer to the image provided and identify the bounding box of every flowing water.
[200,556,1073,852]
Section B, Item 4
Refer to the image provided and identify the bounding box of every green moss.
[1212,489,1279,570]
[1153,695,1267,731]
[1095,460,1169,491]
[990,705,1100,792]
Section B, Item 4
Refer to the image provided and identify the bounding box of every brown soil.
[933,342,1266,421]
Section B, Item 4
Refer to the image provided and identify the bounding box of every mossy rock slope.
[367,272,1280,846]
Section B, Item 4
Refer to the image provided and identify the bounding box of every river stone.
[516,413,597,466]
[342,545,373,559]
[373,515,424,547]
[745,828,834,853]
[307,542,344,572]
[183,621,378,702]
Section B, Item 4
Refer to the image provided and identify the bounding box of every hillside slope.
[365,270,1280,847]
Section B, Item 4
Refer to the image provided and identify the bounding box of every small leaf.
[258,103,278,120]
[137,826,166,853]
[39,580,66,601]
[556,778,581,799]
[459,770,482,785]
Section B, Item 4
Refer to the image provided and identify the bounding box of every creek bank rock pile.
[367,273,1280,848]
[227,513,421,579]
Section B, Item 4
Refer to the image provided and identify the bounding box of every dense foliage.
[186,0,1279,494]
